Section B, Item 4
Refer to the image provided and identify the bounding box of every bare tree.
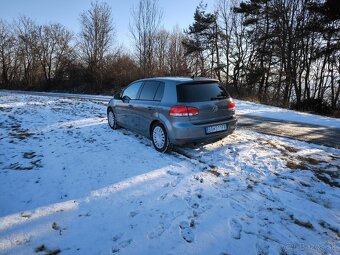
[36,23,73,84]
[168,26,188,76]
[154,29,169,76]
[103,49,140,91]
[79,1,115,87]
[217,0,233,84]
[0,19,18,86]
[130,0,163,77]
[16,16,40,87]
[217,0,250,87]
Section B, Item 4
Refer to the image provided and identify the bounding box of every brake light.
[169,106,199,116]
[228,100,236,109]
[187,106,199,116]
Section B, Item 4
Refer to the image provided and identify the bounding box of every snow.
[2,89,340,128]
[0,92,339,255]
[236,99,340,128]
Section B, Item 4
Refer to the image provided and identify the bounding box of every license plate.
[205,124,228,134]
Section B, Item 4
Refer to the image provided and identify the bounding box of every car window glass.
[122,82,143,100]
[139,81,160,101]
[177,83,229,102]
[154,83,164,101]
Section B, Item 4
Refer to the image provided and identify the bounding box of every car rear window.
[177,83,230,102]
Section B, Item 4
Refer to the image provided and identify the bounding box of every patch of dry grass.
[208,169,221,177]
[297,156,326,165]
[285,160,307,170]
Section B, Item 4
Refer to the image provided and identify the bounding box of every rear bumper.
[168,117,237,145]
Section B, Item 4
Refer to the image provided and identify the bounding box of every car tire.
[151,123,171,153]
[107,108,118,130]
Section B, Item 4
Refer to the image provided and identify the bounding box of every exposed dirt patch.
[4,115,34,140]
[319,221,339,238]
[282,152,339,187]
[35,245,48,252]
[314,172,339,188]
[23,151,36,159]
[297,156,326,165]
[247,184,254,190]
[285,160,307,170]
[9,163,34,171]
[34,244,61,255]
[20,213,32,218]
[209,169,221,177]
[31,159,43,168]
[261,142,335,185]
[8,156,43,170]
[280,144,299,153]
[9,130,34,140]
[52,222,60,231]
[290,215,314,229]
[299,181,311,187]
[0,106,12,112]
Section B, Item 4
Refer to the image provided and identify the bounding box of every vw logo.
[211,105,218,112]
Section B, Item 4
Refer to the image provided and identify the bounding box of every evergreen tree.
[183,3,222,79]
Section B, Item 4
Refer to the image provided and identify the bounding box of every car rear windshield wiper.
[210,96,226,100]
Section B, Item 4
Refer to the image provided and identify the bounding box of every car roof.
[136,77,219,84]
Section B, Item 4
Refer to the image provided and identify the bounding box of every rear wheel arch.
[150,119,171,137]
[150,120,161,138]
[107,107,118,129]
[107,106,113,113]
[150,121,171,153]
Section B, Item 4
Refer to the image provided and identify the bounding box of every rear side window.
[177,83,229,102]
[154,83,164,101]
[139,81,164,101]
[139,81,160,101]
[123,81,143,100]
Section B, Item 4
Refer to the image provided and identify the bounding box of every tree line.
[183,0,340,114]
[0,0,339,115]
[0,1,189,94]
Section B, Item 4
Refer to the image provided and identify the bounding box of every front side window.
[122,82,143,100]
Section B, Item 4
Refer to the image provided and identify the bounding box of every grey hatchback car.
[107,77,237,152]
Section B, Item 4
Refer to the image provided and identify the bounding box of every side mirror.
[122,95,130,103]
[114,92,121,100]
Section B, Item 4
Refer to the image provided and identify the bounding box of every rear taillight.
[169,106,199,116]
[228,100,236,109]
[187,106,199,116]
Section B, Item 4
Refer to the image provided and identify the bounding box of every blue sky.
[0,0,211,49]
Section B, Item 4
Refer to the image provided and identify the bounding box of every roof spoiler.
[179,77,219,85]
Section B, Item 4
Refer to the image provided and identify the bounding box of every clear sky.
[0,0,212,49]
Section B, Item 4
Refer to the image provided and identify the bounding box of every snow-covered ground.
[0,92,339,255]
[3,90,340,128]
[236,99,340,129]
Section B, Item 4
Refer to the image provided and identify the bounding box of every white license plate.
[205,124,228,134]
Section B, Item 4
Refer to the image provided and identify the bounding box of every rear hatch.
[176,82,235,125]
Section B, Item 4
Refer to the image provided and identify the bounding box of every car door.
[116,81,143,130]
[134,81,164,136]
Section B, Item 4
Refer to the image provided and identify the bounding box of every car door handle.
[147,107,154,110]
[128,104,133,108]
